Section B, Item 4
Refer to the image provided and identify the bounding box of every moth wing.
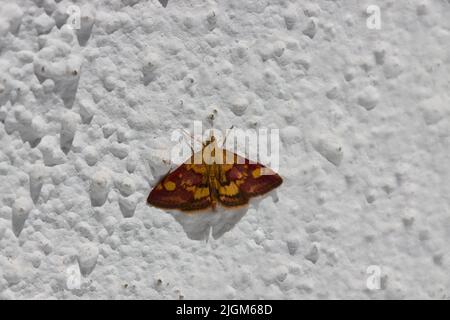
[216,172,249,208]
[147,153,211,211]
[217,149,283,206]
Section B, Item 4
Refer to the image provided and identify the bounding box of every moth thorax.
[202,143,224,165]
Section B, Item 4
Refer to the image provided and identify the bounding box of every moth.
[147,134,283,211]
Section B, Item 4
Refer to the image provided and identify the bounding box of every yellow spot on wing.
[181,179,193,187]
[219,182,239,196]
[221,164,233,172]
[164,181,176,191]
[187,164,206,174]
[252,168,261,178]
[194,187,209,200]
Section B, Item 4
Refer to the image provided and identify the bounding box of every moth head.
[203,135,216,147]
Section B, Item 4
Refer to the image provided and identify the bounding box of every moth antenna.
[222,125,235,147]
[181,128,203,153]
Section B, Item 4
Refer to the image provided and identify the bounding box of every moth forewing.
[260,167,277,176]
